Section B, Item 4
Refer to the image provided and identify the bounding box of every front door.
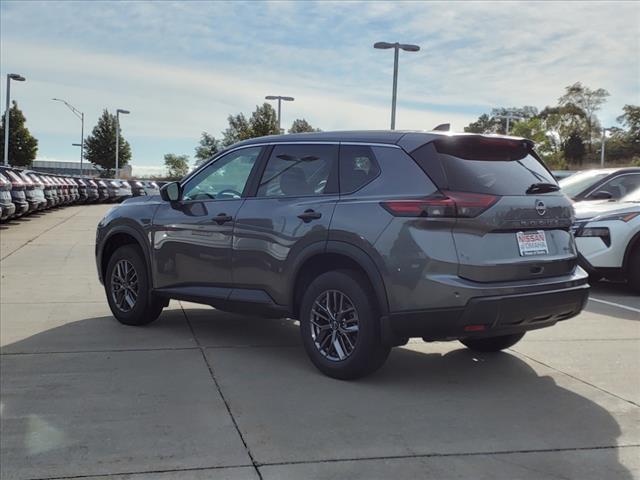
[152,146,263,292]
[233,143,339,306]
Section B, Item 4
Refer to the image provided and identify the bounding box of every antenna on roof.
[432,123,450,132]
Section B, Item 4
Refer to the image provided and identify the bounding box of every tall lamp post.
[493,112,523,135]
[600,127,611,167]
[115,109,130,178]
[373,42,420,130]
[3,73,26,166]
[265,95,294,133]
[52,98,84,173]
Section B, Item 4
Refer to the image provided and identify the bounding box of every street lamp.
[53,98,84,173]
[265,95,294,133]
[373,42,420,130]
[600,127,611,167]
[3,73,26,166]
[115,109,130,178]
[493,112,523,135]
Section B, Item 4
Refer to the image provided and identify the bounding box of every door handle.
[298,209,322,222]
[213,213,233,225]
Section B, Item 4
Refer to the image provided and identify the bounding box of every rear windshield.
[411,137,556,196]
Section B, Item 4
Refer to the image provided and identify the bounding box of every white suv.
[573,188,640,291]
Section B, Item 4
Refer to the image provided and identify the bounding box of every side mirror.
[589,190,613,200]
[160,182,182,202]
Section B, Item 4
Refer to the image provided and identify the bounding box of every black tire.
[460,332,525,352]
[105,244,164,326]
[628,247,640,293]
[299,269,390,380]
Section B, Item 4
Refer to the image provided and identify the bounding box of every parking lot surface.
[1,204,639,480]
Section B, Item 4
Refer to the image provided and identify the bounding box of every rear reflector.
[381,191,498,218]
[464,325,486,332]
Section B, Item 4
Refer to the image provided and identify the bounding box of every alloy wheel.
[310,290,359,361]
[110,259,139,312]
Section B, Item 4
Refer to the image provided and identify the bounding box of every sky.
[1,0,639,175]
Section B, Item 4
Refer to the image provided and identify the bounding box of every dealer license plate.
[516,230,548,256]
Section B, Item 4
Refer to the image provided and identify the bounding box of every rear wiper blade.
[526,182,560,194]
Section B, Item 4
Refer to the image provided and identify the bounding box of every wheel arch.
[623,230,640,274]
[290,241,389,320]
[99,225,152,287]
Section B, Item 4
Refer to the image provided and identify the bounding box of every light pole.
[265,95,294,133]
[52,98,84,173]
[493,112,523,135]
[373,42,420,130]
[3,73,26,166]
[115,109,130,178]
[600,127,610,167]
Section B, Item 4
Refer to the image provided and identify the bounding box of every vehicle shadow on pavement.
[0,310,635,479]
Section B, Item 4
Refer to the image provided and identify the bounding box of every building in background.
[31,161,134,178]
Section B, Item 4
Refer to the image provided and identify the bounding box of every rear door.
[233,143,339,305]
[412,137,575,282]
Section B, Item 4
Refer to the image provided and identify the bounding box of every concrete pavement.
[1,204,638,479]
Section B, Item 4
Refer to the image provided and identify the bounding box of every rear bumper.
[382,276,589,344]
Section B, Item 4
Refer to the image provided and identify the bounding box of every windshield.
[559,170,609,198]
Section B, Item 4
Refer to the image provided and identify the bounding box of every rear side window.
[339,145,380,194]
[410,137,556,196]
[257,144,338,197]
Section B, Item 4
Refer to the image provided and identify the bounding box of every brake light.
[381,191,498,218]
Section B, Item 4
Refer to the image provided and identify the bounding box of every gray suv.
[96,131,589,379]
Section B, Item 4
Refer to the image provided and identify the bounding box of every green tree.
[464,113,499,134]
[222,103,279,146]
[0,101,38,167]
[194,132,221,167]
[289,118,319,133]
[249,102,279,137]
[164,153,190,180]
[617,104,640,144]
[559,82,609,152]
[84,109,131,174]
[563,132,586,164]
[222,113,252,147]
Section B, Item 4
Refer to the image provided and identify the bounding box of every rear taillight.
[381,191,499,218]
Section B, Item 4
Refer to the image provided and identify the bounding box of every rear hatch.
[411,135,575,282]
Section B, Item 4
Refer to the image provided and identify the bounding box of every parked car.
[95,179,111,202]
[15,169,45,212]
[551,170,575,181]
[51,176,69,204]
[0,168,29,217]
[96,131,590,379]
[110,180,132,202]
[560,167,640,202]
[28,172,56,208]
[0,174,16,220]
[46,175,62,206]
[67,177,80,202]
[84,178,100,202]
[128,180,147,197]
[572,187,640,291]
[141,180,160,196]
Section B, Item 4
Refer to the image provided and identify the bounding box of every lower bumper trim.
[384,283,590,343]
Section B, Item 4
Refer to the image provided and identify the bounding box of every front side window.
[257,144,337,197]
[182,147,261,201]
[588,174,640,200]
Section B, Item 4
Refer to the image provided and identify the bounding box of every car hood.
[574,201,640,220]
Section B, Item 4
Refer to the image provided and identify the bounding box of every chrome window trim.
[181,141,400,187]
